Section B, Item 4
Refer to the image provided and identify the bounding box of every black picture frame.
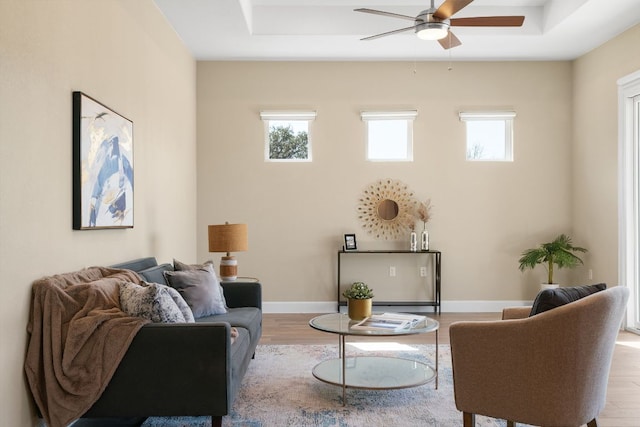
[344,234,357,251]
[73,91,134,230]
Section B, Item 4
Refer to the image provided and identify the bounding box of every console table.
[337,250,441,314]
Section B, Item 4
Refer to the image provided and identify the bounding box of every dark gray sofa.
[82,257,262,427]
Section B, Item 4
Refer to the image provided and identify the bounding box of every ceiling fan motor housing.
[415,9,450,40]
[355,0,524,48]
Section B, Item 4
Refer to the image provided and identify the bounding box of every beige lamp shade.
[208,223,248,281]
[208,223,248,254]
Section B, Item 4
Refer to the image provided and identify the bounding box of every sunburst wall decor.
[357,178,417,240]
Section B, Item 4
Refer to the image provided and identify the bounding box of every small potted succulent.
[342,282,374,320]
[518,233,588,290]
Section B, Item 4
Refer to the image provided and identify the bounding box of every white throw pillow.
[162,284,195,323]
[119,281,195,323]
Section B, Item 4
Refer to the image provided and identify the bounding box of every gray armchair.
[449,286,629,427]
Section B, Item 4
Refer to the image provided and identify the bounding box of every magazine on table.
[351,313,427,331]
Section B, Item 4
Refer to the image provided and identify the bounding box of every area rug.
[142,343,521,427]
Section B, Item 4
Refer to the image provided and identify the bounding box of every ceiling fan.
[355,0,525,49]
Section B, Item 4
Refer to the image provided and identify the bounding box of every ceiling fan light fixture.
[415,22,449,40]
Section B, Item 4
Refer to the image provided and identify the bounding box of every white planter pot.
[540,283,560,291]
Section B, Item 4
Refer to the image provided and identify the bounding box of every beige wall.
[0,1,196,425]
[572,24,640,289]
[3,0,637,422]
[196,60,577,306]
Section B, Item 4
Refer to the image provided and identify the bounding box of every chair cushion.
[529,283,607,316]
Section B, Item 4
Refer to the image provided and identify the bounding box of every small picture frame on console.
[344,234,357,251]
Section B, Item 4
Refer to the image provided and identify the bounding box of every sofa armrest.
[501,306,531,319]
[85,322,233,417]
[449,317,556,423]
[222,281,262,310]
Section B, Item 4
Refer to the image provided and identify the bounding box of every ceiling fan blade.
[354,8,417,22]
[361,25,417,41]
[450,16,525,27]
[433,0,474,20]
[438,31,462,49]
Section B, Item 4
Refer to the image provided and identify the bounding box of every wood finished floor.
[75,312,640,426]
[261,312,640,427]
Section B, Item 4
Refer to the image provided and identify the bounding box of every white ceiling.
[153,0,640,61]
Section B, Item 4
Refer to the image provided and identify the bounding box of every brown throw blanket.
[24,267,150,427]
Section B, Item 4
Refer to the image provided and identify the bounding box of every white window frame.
[618,69,640,332]
[459,111,516,162]
[361,110,417,162]
[260,111,316,162]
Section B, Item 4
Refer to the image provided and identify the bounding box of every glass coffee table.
[309,313,439,405]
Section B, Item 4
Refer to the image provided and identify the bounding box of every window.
[260,111,316,162]
[618,69,640,332]
[459,111,516,161]
[361,111,417,161]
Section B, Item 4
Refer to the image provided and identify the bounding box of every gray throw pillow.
[173,258,228,309]
[164,264,227,318]
[137,263,174,285]
[119,281,194,323]
[529,283,607,316]
[173,258,214,271]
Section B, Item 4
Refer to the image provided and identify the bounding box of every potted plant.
[342,282,374,320]
[518,234,588,289]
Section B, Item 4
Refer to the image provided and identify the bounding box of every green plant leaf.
[517,234,587,283]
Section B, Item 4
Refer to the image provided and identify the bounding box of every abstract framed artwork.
[73,91,134,229]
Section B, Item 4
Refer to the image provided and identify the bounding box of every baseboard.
[442,300,532,312]
[263,301,337,314]
[262,300,533,314]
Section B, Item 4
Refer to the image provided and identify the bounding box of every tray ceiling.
[153,0,640,61]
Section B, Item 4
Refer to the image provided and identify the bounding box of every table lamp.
[208,222,248,281]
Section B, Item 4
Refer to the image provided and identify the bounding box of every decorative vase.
[348,298,372,320]
[541,283,560,291]
[421,228,429,251]
[410,231,418,252]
